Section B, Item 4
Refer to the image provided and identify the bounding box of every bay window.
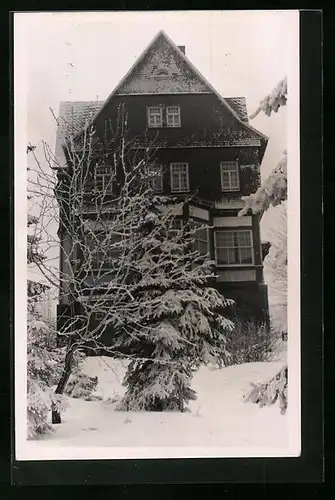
[215,230,253,265]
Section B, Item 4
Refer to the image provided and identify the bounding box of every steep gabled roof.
[55,100,104,161]
[56,30,268,154]
[56,95,251,152]
[225,97,249,123]
[88,30,267,141]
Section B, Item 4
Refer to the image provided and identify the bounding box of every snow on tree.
[27,293,66,438]
[249,77,287,119]
[114,195,234,411]
[243,365,287,415]
[239,78,288,413]
[238,151,287,217]
[28,109,234,419]
[27,186,67,437]
[263,202,287,333]
[239,77,288,218]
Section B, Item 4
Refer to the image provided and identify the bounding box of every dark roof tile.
[55,96,250,156]
[225,97,249,122]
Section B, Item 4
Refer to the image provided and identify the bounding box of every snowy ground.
[22,357,293,459]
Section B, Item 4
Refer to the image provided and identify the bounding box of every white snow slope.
[23,357,291,459]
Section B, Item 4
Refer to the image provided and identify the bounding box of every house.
[55,30,269,333]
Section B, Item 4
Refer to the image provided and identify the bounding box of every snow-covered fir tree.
[240,78,288,413]
[26,206,66,437]
[27,120,234,418]
[114,187,234,412]
[263,201,287,333]
[27,288,65,438]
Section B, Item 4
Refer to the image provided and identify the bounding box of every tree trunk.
[51,347,75,424]
[178,381,184,413]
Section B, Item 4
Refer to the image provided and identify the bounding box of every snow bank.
[24,357,290,457]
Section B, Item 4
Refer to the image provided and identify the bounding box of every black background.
[2,7,325,496]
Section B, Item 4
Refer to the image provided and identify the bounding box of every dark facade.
[56,30,269,334]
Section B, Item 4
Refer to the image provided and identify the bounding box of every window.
[94,165,114,194]
[166,106,181,128]
[147,105,181,128]
[168,218,183,237]
[192,221,209,257]
[147,106,163,128]
[85,232,121,270]
[147,164,163,192]
[220,162,240,191]
[95,311,104,321]
[170,163,189,193]
[215,230,253,266]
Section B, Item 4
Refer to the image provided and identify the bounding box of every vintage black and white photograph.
[14,10,300,460]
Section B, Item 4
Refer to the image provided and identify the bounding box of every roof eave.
[71,29,269,143]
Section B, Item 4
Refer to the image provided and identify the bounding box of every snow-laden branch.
[249,77,287,120]
[238,152,287,217]
[28,110,234,415]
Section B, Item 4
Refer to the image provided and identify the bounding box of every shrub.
[27,312,67,439]
[243,364,288,414]
[225,319,276,366]
[65,372,100,401]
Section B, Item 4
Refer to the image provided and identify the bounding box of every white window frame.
[85,232,121,271]
[147,163,163,193]
[168,218,183,236]
[94,165,114,194]
[166,106,181,128]
[170,163,189,193]
[147,106,163,128]
[191,220,209,257]
[220,161,240,191]
[214,229,254,267]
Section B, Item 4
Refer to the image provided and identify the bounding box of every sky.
[17,11,298,173]
[15,10,299,284]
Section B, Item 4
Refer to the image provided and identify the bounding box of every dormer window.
[147,106,163,128]
[220,161,240,191]
[166,106,181,128]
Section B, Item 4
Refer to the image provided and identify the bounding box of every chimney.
[178,45,186,55]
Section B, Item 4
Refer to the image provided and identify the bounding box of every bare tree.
[28,109,234,421]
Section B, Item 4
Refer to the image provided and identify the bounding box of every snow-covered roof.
[55,30,267,154]
[55,101,104,160]
[55,97,252,155]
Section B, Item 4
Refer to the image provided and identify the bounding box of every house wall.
[152,146,261,201]
[57,91,268,334]
[216,282,269,325]
[88,94,262,203]
[93,94,261,148]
